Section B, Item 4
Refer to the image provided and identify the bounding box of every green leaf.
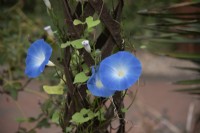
[82,63,90,74]
[51,110,60,124]
[96,108,105,121]
[150,38,200,44]
[61,41,71,48]
[9,88,18,100]
[28,117,37,122]
[174,79,200,85]
[73,72,89,84]
[173,66,200,72]
[121,108,128,113]
[36,118,50,128]
[61,39,86,49]
[4,82,22,100]
[43,80,64,95]
[73,19,85,25]
[41,99,53,115]
[157,52,200,61]
[16,117,29,123]
[71,108,96,124]
[71,39,85,49]
[66,127,73,133]
[43,85,64,95]
[86,16,100,29]
[28,129,36,133]
[174,87,200,96]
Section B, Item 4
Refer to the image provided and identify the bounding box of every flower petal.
[25,39,52,78]
[87,67,115,97]
[99,51,142,91]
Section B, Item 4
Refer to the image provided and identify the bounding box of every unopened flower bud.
[82,40,91,53]
[43,0,51,9]
[95,49,101,56]
[47,60,55,67]
[44,26,54,38]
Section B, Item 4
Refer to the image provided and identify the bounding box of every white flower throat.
[95,79,103,89]
[34,52,45,66]
[115,66,127,78]
[117,70,125,77]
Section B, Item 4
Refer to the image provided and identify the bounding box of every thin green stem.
[24,89,48,99]
[127,83,139,110]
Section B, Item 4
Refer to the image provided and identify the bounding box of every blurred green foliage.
[0,0,51,102]
[136,1,200,97]
[0,0,47,79]
[122,0,180,49]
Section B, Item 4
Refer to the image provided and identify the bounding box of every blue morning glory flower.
[99,51,142,91]
[87,67,115,97]
[25,39,52,78]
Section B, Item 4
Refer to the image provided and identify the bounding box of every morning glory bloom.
[25,39,52,78]
[99,51,142,91]
[87,67,115,97]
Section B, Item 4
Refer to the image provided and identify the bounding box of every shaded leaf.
[36,118,50,128]
[173,66,200,72]
[51,110,60,124]
[96,108,105,121]
[66,127,73,133]
[4,82,22,100]
[150,38,200,44]
[71,108,96,124]
[156,52,200,61]
[82,63,90,74]
[174,87,200,96]
[174,79,200,85]
[16,117,29,123]
[121,108,128,113]
[73,72,89,84]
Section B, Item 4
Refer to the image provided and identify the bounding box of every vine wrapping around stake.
[23,0,142,133]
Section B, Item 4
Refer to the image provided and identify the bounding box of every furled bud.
[47,60,55,67]
[44,26,54,38]
[82,40,91,53]
[43,0,51,9]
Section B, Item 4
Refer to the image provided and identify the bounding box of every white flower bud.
[82,40,91,53]
[44,26,54,38]
[43,0,51,9]
[47,60,55,67]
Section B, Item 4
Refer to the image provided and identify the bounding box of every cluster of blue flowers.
[25,40,142,98]
[87,51,142,97]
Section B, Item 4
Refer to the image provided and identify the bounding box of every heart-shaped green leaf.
[86,16,100,29]
[73,72,89,84]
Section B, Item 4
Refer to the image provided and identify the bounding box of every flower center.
[35,52,45,66]
[95,79,103,89]
[118,70,124,77]
[117,70,125,77]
